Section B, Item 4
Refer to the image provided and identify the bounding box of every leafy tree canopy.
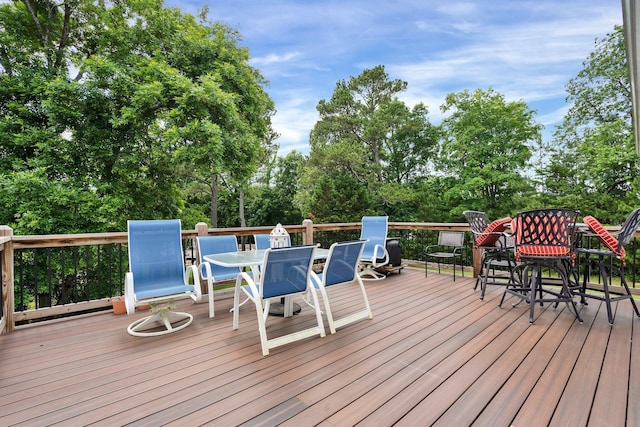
[437,88,540,220]
[540,25,640,224]
[0,0,273,233]
[303,65,437,221]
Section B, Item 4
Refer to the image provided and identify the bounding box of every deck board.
[0,267,639,426]
[588,302,633,427]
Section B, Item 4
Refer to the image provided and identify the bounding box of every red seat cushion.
[475,217,512,248]
[583,215,625,260]
[517,245,571,257]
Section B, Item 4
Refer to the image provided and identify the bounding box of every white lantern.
[269,223,290,248]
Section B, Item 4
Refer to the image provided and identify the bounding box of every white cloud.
[268,90,320,155]
[169,0,623,155]
[388,0,620,127]
[250,51,301,67]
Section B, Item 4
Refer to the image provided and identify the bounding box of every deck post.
[1,226,14,333]
[302,219,314,245]
[472,247,482,278]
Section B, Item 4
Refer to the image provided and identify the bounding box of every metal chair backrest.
[261,245,316,299]
[463,210,490,237]
[514,208,579,258]
[438,231,465,248]
[617,208,640,247]
[463,210,512,249]
[127,219,186,295]
[323,240,366,287]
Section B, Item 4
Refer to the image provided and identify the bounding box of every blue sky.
[170,0,623,156]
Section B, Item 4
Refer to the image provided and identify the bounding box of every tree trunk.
[210,174,218,227]
[239,186,246,227]
[373,142,383,182]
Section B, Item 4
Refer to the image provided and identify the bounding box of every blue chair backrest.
[254,234,271,250]
[128,220,185,293]
[254,233,291,249]
[324,241,366,286]
[197,235,240,279]
[261,245,315,299]
[360,216,388,257]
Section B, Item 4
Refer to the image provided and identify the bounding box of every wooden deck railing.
[1,219,638,333]
[0,226,12,333]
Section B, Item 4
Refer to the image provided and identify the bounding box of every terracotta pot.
[112,297,126,315]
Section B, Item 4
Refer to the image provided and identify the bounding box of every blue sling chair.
[196,235,243,318]
[124,220,202,337]
[359,216,390,280]
[232,245,325,356]
[310,240,373,334]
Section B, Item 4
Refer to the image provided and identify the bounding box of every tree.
[0,0,273,233]
[438,88,539,220]
[384,103,439,185]
[249,151,306,226]
[312,65,407,182]
[302,65,436,220]
[540,25,640,223]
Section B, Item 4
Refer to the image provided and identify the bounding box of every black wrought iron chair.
[576,208,640,324]
[463,211,517,300]
[500,208,583,324]
[425,231,465,281]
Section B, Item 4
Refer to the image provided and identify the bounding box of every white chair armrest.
[199,261,213,284]
[372,244,389,267]
[124,272,136,315]
[186,264,202,302]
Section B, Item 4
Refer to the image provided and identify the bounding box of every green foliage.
[303,65,437,220]
[438,88,539,219]
[0,0,272,234]
[1,4,635,234]
[248,151,305,226]
[303,172,375,223]
[540,25,640,224]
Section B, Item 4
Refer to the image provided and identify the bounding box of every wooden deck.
[1,267,639,426]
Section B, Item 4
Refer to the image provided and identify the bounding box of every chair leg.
[529,266,539,323]
[478,252,492,292]
[622,276,640,318]
[425,254,428,278]
[580,257,639,325]
[597,262,615,324]
[480,263,489,300]
[254,297,270,356]
[208,280,215,318]
[599,262,640,324]
[578,256,592,305]
[318,286,337,334]
[560,266,582,323]
[522,263,582,324]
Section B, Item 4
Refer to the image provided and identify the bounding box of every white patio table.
[204,247,329,317]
